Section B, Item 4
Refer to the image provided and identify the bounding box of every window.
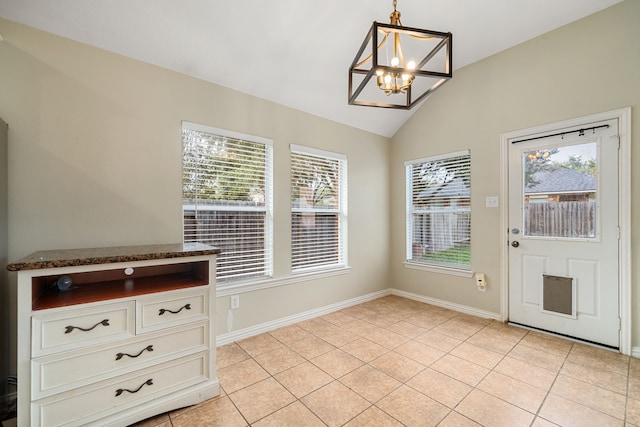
[406,150,471,270]
[522,142,597,239]
[290,144,347,273]
[182,122,273,284]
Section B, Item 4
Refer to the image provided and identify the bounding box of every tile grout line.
[176,297,634,427]
[267,305,437,425]
[526,336,571,427]
[249,315,507,425]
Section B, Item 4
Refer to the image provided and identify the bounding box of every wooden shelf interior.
[31,261,209,310]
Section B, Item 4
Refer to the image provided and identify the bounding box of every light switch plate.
[486,196,499,208]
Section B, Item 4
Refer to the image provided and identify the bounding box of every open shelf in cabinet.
[31,261,209,310]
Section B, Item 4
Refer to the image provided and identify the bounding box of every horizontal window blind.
[406,150,471,270]
[182,122,273,283]
[291,145,347,273]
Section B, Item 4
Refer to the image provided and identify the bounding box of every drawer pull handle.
[115,379,153,397]
[158,303,191,316]
[64,319,110,334]
[116,345,154,361]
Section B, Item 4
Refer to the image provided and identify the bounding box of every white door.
[508,119,619,348]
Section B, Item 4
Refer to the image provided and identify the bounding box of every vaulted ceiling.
[0,0,623,137]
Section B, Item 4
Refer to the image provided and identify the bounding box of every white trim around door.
[499,107,632,355]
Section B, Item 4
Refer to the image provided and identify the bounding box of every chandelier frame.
[348,20,453,109]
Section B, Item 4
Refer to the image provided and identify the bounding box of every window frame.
[182,121,274,285]
[404,150,472,276]
[290,144,348,274]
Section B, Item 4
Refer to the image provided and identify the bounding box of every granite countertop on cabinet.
[7,243,221,271]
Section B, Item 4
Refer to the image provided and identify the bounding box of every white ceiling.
[0,0,623,137]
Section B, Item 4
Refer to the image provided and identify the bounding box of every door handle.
[511,241,520,248]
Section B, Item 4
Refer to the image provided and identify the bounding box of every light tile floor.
[133,295,640,427]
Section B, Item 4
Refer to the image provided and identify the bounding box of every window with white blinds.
[406,150,471,270]
[182,122,273,284]
[290,144,347,273]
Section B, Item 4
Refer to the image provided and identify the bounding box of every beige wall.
[1,0,639,381]
[0,18,390,375]
[390,0,640,338]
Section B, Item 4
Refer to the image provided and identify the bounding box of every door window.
[522,142,597,239]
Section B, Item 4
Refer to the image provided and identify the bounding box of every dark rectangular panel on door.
[543,274,573,316]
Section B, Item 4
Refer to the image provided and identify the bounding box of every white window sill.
[216,266,352,296]
[403,261,474,278]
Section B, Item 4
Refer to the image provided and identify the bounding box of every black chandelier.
[348,0,453,109]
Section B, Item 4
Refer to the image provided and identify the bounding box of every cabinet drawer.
[136,289,208,333]
[32,302,135,357]
[32,322,208,399]
[32,352,209,427]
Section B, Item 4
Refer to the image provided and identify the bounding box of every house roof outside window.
[526,166,595,195]
[418,177,470,200]
[415,166,595,201]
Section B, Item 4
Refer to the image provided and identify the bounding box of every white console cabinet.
[8,244,220,427]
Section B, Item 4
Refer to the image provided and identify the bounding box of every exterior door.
[508,119,619,348]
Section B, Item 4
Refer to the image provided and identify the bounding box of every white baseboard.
[216,289,391,346]
[215,287,504,347]
[389,288,502,321]
[631,347,640,359]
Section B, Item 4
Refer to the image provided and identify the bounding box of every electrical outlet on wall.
[230,295,240,309]
[475,273,487,292]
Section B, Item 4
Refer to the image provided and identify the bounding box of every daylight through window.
[182,122,273,283]
[406,150,471,270]
[290,145,347,273]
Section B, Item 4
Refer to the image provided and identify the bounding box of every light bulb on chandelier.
[374,3,418,95]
